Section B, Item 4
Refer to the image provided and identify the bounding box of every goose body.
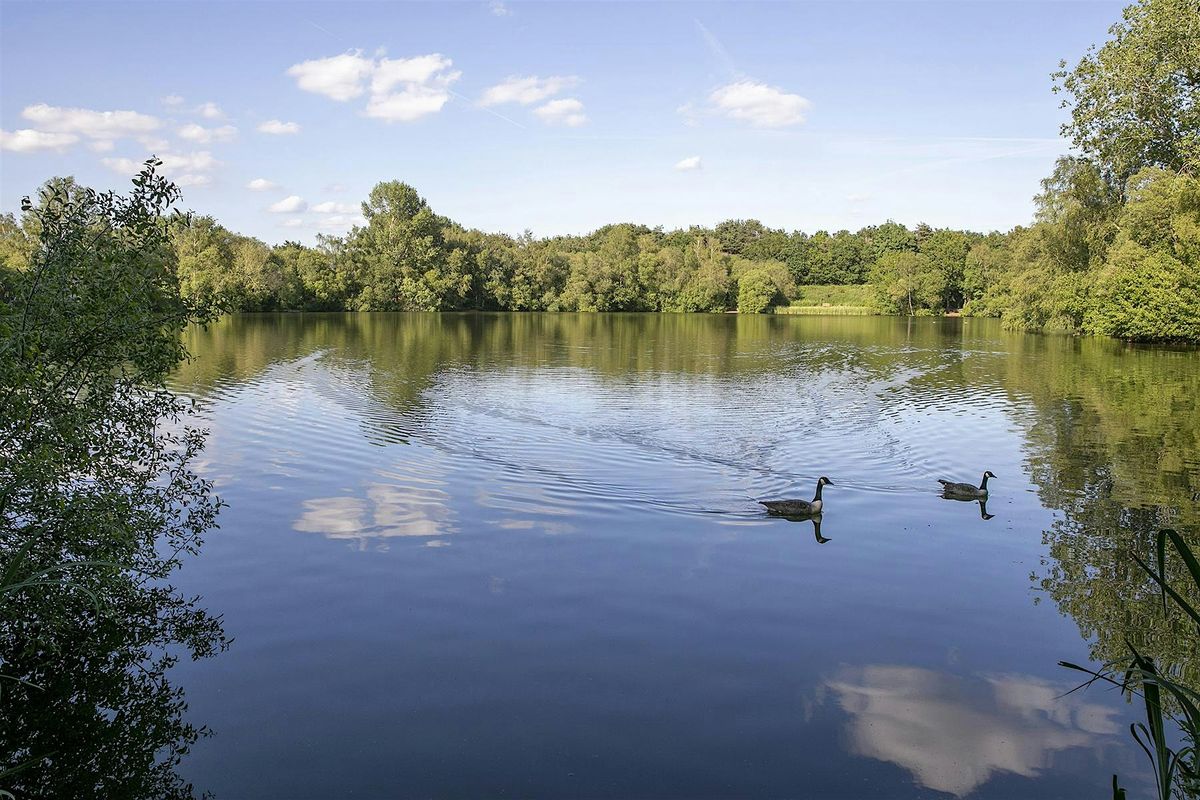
[760,477,833,518]
[938,471,996,498]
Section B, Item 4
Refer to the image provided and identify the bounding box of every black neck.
[979,474,990,489]
[814,481,824,500]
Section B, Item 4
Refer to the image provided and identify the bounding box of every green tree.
[1084,167,1200,339]
[661,236,732,312]
[919,228,975,310]
[714,219,771,256]
[229,235,286,311]
[559,224,647,311]
[737,268,776,314]
[961,238,1012,312]
[860,221,917,264]
[273,239,353,310]
[350,182,470,311]
[1033,156,1121,273]
[0,161,226,798]
[171,214,236,310]
[1054,0,1200,185]
[869,251,946,315]
[0,214,33,292]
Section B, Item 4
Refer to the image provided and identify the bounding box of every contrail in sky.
[694,19,739,79]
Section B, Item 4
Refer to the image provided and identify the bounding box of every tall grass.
[774,305,875,316]
[1061,529,1200,800]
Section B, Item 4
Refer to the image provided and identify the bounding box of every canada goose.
[938,471,996,498]
[760,477,833,517]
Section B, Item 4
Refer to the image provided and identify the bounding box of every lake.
[166,312,1198,798]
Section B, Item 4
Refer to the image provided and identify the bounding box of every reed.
[1061,529,1200,800]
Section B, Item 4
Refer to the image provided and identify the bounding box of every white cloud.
[846,193,870,203]
[532,98,587,127]
[138,135,171,151]
[0,129,80,152]
[676,102,700,128]
[287,51,375,101]
[708,80,810,128]
[196,102,225,119]
[269,195,307,213]
[21,103,160,143]
[175,174,212,188]
[489,0,512,16]
[101,157,142,174]
[366,55,459,122]
[674,155,702,171]
[258,119,300,135]
[287,51,459,123]
[311,201,357,213]
[316,213,361,231]
[103,150,219,178]
[371,54,456,95]
[281,218,306,228]
[324,182,347,193]
[88,140,116,153]
[246,178,279,191]
[160,151,218,172]
[162,94,185,107]
[178,123,237,143]
[365,85,452,122]
[480,75,578,107]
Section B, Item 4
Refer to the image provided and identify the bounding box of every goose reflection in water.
[938,493,995,521]
[768,512,831,544]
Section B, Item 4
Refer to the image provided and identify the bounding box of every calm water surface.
[167,313,1200,799]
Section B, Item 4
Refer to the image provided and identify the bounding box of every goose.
[760,477,834,517]
[938,471,996,498]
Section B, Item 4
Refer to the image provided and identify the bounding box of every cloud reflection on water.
[825,665,1121,797]
[293,480,455,545]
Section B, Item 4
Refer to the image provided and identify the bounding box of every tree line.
[1,189,997,315]
[1,0,1197,341]
[2,163,1194,342]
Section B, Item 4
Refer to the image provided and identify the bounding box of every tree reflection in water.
[0,577,227,799]
[167,313,1198,795]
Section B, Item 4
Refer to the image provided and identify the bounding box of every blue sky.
[1,1,1126,243]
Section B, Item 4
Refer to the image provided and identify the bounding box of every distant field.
[776,284,875,314]
[774,305,874,315]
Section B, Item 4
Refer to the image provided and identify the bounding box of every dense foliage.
[974,0,1200,341]
[0,191,996,318]
[0,1,1195,341]
[0,163,225,798]
[1053,0,1199,187]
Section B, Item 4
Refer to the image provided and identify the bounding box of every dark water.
[165,312,1198,799]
